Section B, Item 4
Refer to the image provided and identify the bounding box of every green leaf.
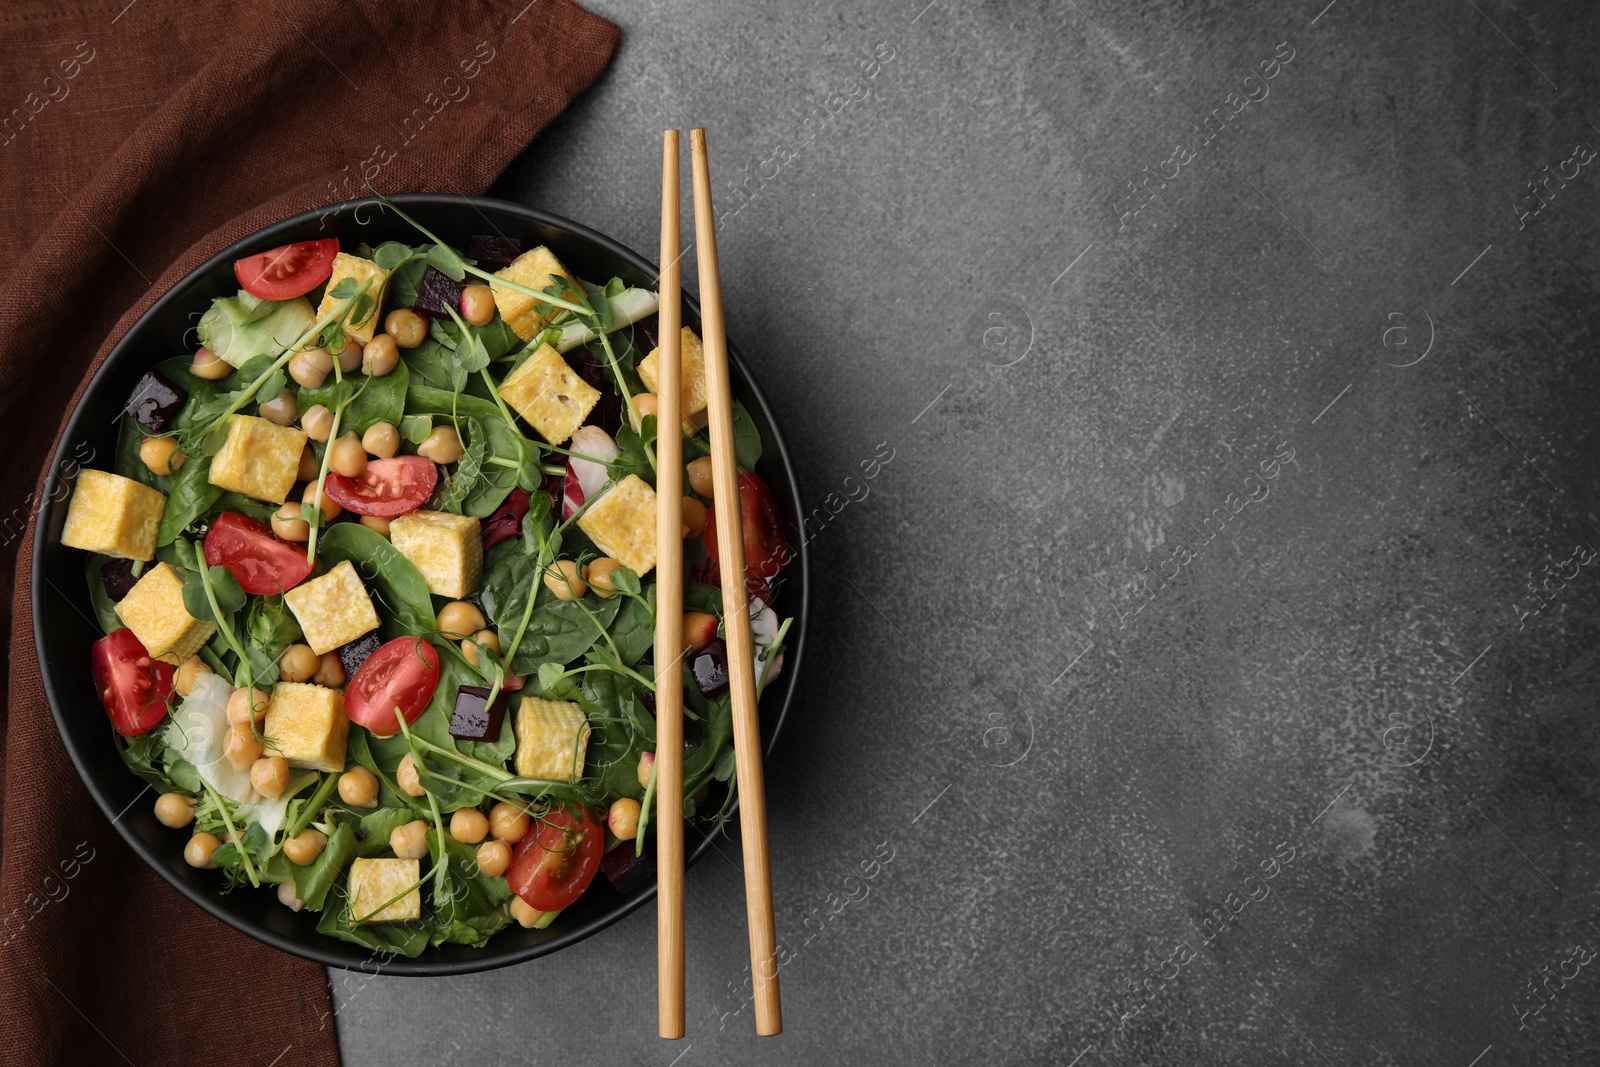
[399,414,433,444]
[733,399,764,471]
[116,731,179,793]
[207,565,246,613]
[181,572,216,623]
[291,821,357,911]
[609,585,654,666]
[426,242,467,281]
[85,555,125,634]
[432,415,488,514]
[156,455,221,546]
[372,241,416,271]
[330,277,360,299]
[504,596,622,674]
[299,361,409,436]
[315,523,436,638]
[406,385,525,517]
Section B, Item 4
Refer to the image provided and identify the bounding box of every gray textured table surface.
[335,0,1600,1063]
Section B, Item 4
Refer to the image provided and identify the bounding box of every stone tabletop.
[335,0,1600,1062]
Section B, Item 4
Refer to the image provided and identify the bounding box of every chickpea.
[277,881,306,912]
[331,336,363,374]
[283,828,327,866]
[359,514,392,538]
[362,334,400,377]
[191,346,231,381]
[489,801,530,843]
[250,755,291,799]
[460,284,496,326]
[154,791,195,828]
[278,644,319,684]
[272,502,310,542]
[585,557,621,598]
[339,766,379,808]
[313,652,346,688]
[139,435,184,477]
[175,655,210,697]
[288,348,333,390]
[301,403,335,442]
[226,686,270,725]
[609,797,642,841]
[543,559,587,600]
[396,753,427,797]
[476,839,512,877]
[686,457,715,499]
[385,308,427,348]
[258,388,299,427]
[184,832,221,868]
[510,896,543,928]
[363,421,400,459]
[390,819,431,860]
[636,751,656,790]
[437,601,487,638]
[631,392,660,431]
[416,425,464,464]
[461,629,501,669]
[681,496,708,539]
[303,477,341,520]
[329,433,368,478]
[223,726,263,771]
[296,444,320,482]
[450,807,490,844]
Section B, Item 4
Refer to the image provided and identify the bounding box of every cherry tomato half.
[323,457,438,517]
[91,627,176,737]
[343,637,441,736]
[704,471,787,580]
[203,512,314,595]
[508,806,604,912]
[233,239,339,301]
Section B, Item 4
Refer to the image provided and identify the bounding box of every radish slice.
[569,425,618,502]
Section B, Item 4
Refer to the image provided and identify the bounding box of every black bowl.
[30,194,808,975]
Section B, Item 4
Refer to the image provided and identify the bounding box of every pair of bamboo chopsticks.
[655,128,782,1040]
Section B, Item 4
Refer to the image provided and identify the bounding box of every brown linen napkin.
[0,2,618,1063]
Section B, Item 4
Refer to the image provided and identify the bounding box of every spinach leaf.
[116,732,178,792]
[431,834,512,947]
[181,564,244,623]
[291,821,357,911]
[354,806,422,857]
[212,492,276,524]
[609,585,655,666]
[315,523,435,638]
[315,882,431,957]
[579,669,651,801]
[684,582,722,615]
[511,596,621,673]
[610,417,656,486]
[406,385,524,517]
[114,419,160,489]
[346,730,425,811]
[432,415,488,513]
[299,362,409,436]
[156,454,222,546]
[85,555,124,633]
[733,399,763,470]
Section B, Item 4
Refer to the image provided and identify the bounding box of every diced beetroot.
[336,631,383,678]
[450,683,507,742]
[572,349,620,435]
[468,234,523,273]
[631,314,660,355]
[100,558,142,601]
[602,840,653,893]
[124,369,187,434]
[691,639,729,697]
[482,488,531,551]
[413,266,467,320]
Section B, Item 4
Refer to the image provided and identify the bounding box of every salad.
[59,201,792,956]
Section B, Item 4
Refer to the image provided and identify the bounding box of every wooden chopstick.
[688,127,784,1037]
[655,128,687,1041]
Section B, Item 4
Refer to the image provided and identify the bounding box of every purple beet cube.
[691,639,730,697]
[123,369,187,434]
[469,234,523,273]
[336,631,383,678]
[412,266,467,320]
[450,684,507,742]
[100,558,144,602]
[602,841,653,893]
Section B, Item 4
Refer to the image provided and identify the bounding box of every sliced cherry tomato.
[91,627,175,737]
[704,471,787,580]
[482,488,532,551]
[344,637,441,736]
[323,457,438,517]
[233,238,339,301]
[508,806,604,912]
[203,512,314,595]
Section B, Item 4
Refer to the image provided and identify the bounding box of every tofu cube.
[513,697,590,781]
[490,247,581,342]
[315,252,390,344]
[283,560,380,654]
[389,510,482,599]
[60,469,167,561]
[114,561,217,663]
[263,682,349,772]
[207,414,308,504]
[497,344,600,445]
[577,474,658,577]
[637,327,710,434]
[348,857,421,923]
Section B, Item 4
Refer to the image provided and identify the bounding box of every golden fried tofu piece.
[263,682,348,773]
[389,510,482,599]
[207,414,308,504]
[513,697,590,782]
[114,561,217,663]
[637,327,710,434]
[490,247,581,342]
[283,560,380,654]
[348,857,421,923]
[497,344,600,445]
[577,474,657,577]
[61,469,166,561]
[315,252,390,344]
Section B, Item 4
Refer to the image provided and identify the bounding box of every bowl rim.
[30,192,809,976]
